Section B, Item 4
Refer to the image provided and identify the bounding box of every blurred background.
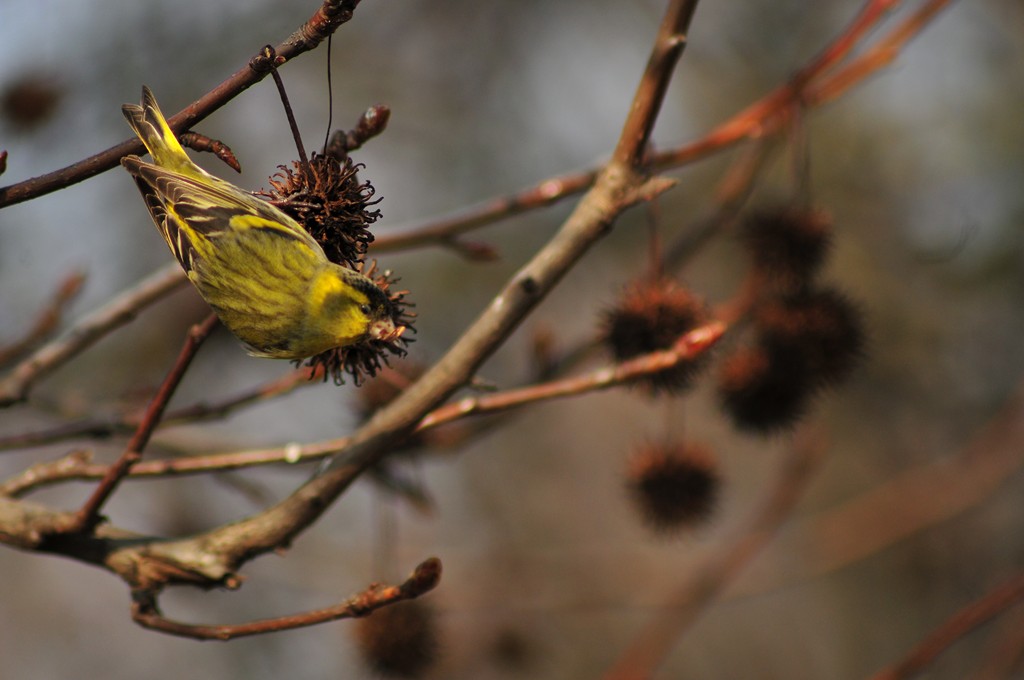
[1,0,1023,678]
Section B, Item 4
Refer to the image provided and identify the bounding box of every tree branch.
[132,556,441,640]
[0,271,86,368]
[0,0,365,208]
[0,263,188,407]
[372,0,950,257]
[0,365,319,452]
[71,315,219,532]
[868,572,1024,680]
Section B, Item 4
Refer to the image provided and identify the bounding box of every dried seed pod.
[717,344,815,433]
[602,276,709,394]
[626,440,720,533]
[756,286,865,387]
[740,206,832,290]
[258,152,381,270]
[353,600,439,678]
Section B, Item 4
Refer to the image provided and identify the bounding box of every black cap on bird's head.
[352,277,403,342]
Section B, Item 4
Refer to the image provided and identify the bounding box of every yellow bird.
[120,86,399,359]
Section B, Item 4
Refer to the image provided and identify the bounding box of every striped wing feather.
[121,156,322,272]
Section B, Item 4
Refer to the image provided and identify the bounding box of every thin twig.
[0,321,725,494]
[325,105,391,160]
[971,606,1024,680]
[0,365,319,452]
[807,0,956,106]
[868,572,1024,680]
[418,321,724,430]
[0,0,364,208]
[131,556,441,640]
[178,132,241,173]
[732,379,1024,597]
[612,0,699,169]
[72,314,219,532]
[0,263,188,407]
[262,45,311,178]
[372,0,951,257]
[371,170,598,253]
[0,270,86,368]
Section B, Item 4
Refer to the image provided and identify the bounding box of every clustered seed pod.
[717,344,811,433]
[711,205,867,433]
[740,206,832,290]
[625,441,720,533]
[1,73,62,129]
[756,287,865,387]
[258,152,382,270]
[602,276,710,394]
[353,600,439,678]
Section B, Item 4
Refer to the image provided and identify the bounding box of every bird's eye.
[359,304,371,316]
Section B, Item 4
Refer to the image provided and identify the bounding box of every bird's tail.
[121,86,195,174]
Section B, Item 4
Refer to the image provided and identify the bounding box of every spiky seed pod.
[755,286,865,387]
[491,628,534,672]
[2,74,61,129]
[602,277,709,394]
[257,152,381,270]
[353,600,439,678]
[625,441,720,533]
[740,206,832,290]
[717,344,817,433]
[296,261,415,386]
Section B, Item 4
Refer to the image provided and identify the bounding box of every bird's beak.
[368,319,405,343]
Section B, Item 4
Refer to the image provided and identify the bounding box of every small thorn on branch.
[0,270,87,368]
[179,132,242,173]
[325,104,391,160]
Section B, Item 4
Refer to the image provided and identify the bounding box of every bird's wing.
[121,155,321,274]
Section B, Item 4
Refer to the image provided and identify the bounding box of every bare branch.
[72,314,219,532]
[733,378,1024,597]
[868,572,1024,680]
[0,321,725,493]
[0,0,365,208]
[418,321,725,430]
[373,0,946,257]
[0,365,318,452]
[807,0,956,106]
[0,270,86,368]
[131,557,441,640]
[0,263,188,407]
[178,132,241,173]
